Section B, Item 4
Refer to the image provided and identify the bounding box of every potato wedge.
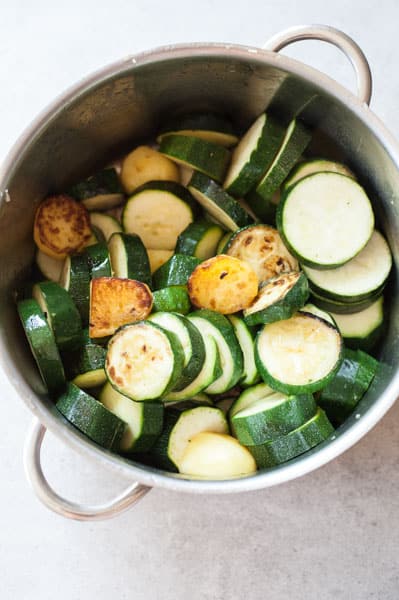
[120,146,180,193]
[188,255,258,314]
[34,195,92,259]
[147,249,174,274]
[89,277,153,338]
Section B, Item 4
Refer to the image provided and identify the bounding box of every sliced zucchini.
[175,220,225,260]
[122,181,196,250]
[152,254,201,290]
[157,112,238,147]
[90,212,122,243]
[165,392,214,408]
[223,113,285,196]
[310,287,383,315]
[330,297,384,352]
[68,168,124,210]
[227,315,260,387]
[217,232,233,254]
[188,309,243,394]
[17,298,66,394]
[85,242,112,279]
[36,250,64,283]
[243,271,309,326]
[152,286,191,315]
[108,232,152,287]
[32,281,82,351]
[188,171,254,232]
[303,230,391,303]
[105,321,184,401]
[247,119,311,220]
[299,303,336,327]
[225,224,298,283]
[318,348,379,424]
[277,172,374,268]
[255,312,343,394]
[63,329,107,389]
[60,254,91,325]
[231,392,317,445]
[148,312,206,392]
[56,383,125,450]
[99,382,164,452]
[229,383,276,418]
[248,408,334,468]
[282,158,355,191]
[120,146,180,194]
[159,135,230,183]
[147,249,174,274]
[179,432,257,478]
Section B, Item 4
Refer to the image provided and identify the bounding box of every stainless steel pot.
[2,25,399,520]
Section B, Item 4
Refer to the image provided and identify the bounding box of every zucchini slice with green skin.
[217,232,233,254]
[108,232,152,287]
[159,135,230,183]
[247,119,311,220]
[60,254,91,325]
[56,383,125,450]
[277,172,375,268]
[36,250,64,283]
[299,303,336,327]
[152,286,191,315]
[122,181,196,250]
[147,249,174,274]
[330,297,384,352]
[148,312,206,392]
[85,242,112,279]
[255,312,343,394]
[243,271,309,326]
[318,349,379,424]
[229,383,276,418]
[149,406,228,471]
[224,113,285,196]
[90,212,122,243]
[68,168,124,211]
[152,254,201,290]
[188,309,243,394]
[227,315,260,387]
[302,230,391,303]
[310,287,383,315]
[282,158,355,192]
[17,298,66,394]
[225,224,298,284]
[175,220,225,260]
[165,392,214,408]
[188,172,254,232]
[157,112,238,147]
[63,329,106,389]
[105,321,185,401]
[32,281,82,351]
[231,392,317,445]
[248,408,334,468]
[99,382,164,453]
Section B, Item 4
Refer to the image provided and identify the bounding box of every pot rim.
[3,41,399,493]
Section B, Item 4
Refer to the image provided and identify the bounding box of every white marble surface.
[1,2,399,598]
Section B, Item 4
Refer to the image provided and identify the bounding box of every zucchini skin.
[175,220,224,259]
[85,242,112,279]
[310,288,384,315]
[152,286,191,315]
[152,254,201,290]
[109,232,152,288]
[63,254,91,325]
[68,168,124,200]
[62,329,106,381]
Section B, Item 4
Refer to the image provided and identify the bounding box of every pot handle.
[263,25,372,105]
[24,419,151,521]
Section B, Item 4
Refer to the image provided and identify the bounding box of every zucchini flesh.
[36,250,64,283]
[255,312,343,394]
[282,159,355,191]
[227,315,260,387]
[68,168,124,210]
[152,254,200,290]
[108,232,152,287]
[277,172,375,268]
[330,297,384,352]
[147,249,174,274]
[89,212,122,243]
[229,383,276,418]
[152,286,191,315]
[175,220,225,260]
[63,329,107,389]
[56,383,125,450]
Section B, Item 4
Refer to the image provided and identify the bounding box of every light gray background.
[1,1,399,599]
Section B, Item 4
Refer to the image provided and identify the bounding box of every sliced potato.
[179,432,257,478]
[33,195,92,259]
[147,249,174,273]
[89,277,153,338]
[120,146,180,193]
[188,255,258,314]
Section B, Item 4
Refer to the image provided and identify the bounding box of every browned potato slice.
[120,146,180,193]
[89,277,153,338]
[188,255,258,314]
[34,195,92,259]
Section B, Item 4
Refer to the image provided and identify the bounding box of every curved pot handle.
[263,24,372,105]
[24,419,151,521]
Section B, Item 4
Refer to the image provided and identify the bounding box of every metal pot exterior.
[2,29,399,512]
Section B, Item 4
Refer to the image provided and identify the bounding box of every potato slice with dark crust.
[89,277,153,338]
[188,255,258,314]
[34,195,92,259]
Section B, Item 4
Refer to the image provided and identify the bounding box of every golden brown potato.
[188,255,258,314]
[120,146,180,193]
[89,277,153,338]
[33,195,92,259]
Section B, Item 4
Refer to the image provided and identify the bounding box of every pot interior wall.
[1,49,399,469]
